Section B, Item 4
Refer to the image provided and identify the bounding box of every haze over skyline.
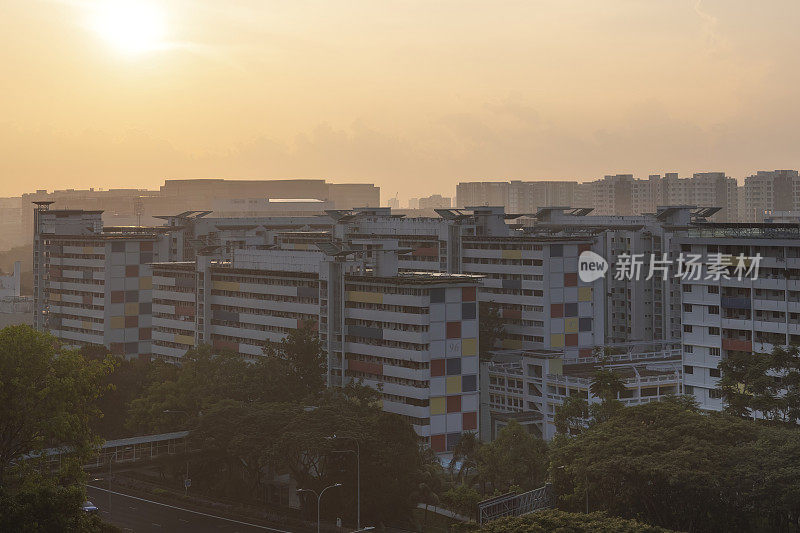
[3,0,799,201]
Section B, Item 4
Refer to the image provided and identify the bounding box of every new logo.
[578,251,608,283]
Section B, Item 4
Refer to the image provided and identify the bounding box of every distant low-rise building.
[418,194,452,210]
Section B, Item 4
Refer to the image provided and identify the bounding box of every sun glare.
[91,1,166,56]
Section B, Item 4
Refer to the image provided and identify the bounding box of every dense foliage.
[477,510,675,532]
[479,302,505,360]
[551,397,800,532]
[719,344,800,422]
[0,326,113,531]
[124,323,431,527]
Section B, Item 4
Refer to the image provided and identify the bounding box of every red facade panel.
[347,358,383,376]
[446,395,461,413]
[446,321,461,339]
[462,287,477,302]
[722,338,752,352]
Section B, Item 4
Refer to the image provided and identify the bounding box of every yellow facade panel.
[461,338,477,356]
[110,316,125,330]
[578,287,593,302]
[565,317,579,334]
[446,376,462,394]
[430,396,446,415]
[212,281,240,291]
[347,291,383,304]
[501,249,522,260]
[139,277,153,290]
[124,302,139,316]
[551,334,565,348]
[174,334,195,346]
[502,338,523,350]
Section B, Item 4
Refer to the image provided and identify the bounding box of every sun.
[90,1,166,56]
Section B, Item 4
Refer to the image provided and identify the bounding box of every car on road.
[81,501,98,514]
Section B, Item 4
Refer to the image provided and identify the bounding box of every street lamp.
[327,434,361,530]
[297,483,342,533]
[163,410,191,494]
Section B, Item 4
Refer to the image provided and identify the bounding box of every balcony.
[722,338,752,352]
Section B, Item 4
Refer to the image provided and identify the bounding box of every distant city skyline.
[4,1,800,200]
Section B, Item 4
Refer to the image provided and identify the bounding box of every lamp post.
[163,410,191,494]
[327,434,361,530]
[585,471,589,514]
[297,483,342,533]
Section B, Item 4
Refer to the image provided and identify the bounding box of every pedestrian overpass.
[477,483,553,525]
[39,431,190,471]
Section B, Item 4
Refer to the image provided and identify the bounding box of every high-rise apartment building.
[151,243,482,453]
[458,173,738,221]
[455,182,509,208]
[527,206,708,344]
[677,223,800,411]
[418,195,452,210]
[741,170,800,222]
[328,207,607,356]
[12,179,381,249]
[506,181,578,213]
[33,205,168,357]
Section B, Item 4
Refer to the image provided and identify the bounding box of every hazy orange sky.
[3,1,799,202]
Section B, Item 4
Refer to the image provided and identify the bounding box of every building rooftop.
[346,272,483,285]
[687,223,800,239]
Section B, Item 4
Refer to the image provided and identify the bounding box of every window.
[708,286,719,294]
[684,365,693,374]
[709,368,721,378]
[684,325,693,333]
[684,304,693,313]
[683,285,693,292]
[709,389,723,399]
[709,327,720,335]
[709,347,720,356]
[684,345,694,353]
[708,306,719,315]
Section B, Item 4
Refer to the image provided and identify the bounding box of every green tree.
[449,431,482,483]
[479,302,505,361]
[550,396,800,532]
[191,399,300,499]
[280,384,428,526]
[441,483,481,520]
[264,320,326,398]
[719,344,800,423]
[589,367,626,404]
[477,509,676,532]
[82,346,157,439]
[554,395,589,436]
[0,325,113,531]
[476,420,548,494]
[718,348,775,419]
[413,459,444,529]
[127,345,301,433]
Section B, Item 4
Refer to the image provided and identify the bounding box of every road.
[86,485,293,533]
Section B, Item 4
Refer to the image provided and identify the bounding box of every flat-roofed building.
[677,222,800,412]
[33,205,169,358]
[480,341,682,440]
[151,243,482,453]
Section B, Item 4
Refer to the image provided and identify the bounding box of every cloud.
[692,0,727,54]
